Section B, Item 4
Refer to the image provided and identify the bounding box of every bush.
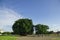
[2,32,11,35]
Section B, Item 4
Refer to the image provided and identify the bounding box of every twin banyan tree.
[12,18,49,36]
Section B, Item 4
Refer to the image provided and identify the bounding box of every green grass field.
[0,35,60,40]
[0,36,17,40]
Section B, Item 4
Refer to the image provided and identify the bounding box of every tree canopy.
[12,18,33,35]
[35,24,49,34]
[12,18,49,36]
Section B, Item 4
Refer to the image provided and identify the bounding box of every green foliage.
[35,24,49,34]
[12,18,33,35]
[2,32,11,35]
[48,31,54,34]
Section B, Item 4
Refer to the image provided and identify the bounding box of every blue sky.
[0,0,60,32]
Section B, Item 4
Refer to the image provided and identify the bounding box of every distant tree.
[35,24,49,34]
[48,31,54,34]
[2,32,11,35]
[56,31,60,34]
[12,18,33,36]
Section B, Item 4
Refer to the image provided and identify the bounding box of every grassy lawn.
[0,35,17,40]
[0,35,60,40]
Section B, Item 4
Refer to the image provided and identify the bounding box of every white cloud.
[48,24,60,32]
[0,8,23,32]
